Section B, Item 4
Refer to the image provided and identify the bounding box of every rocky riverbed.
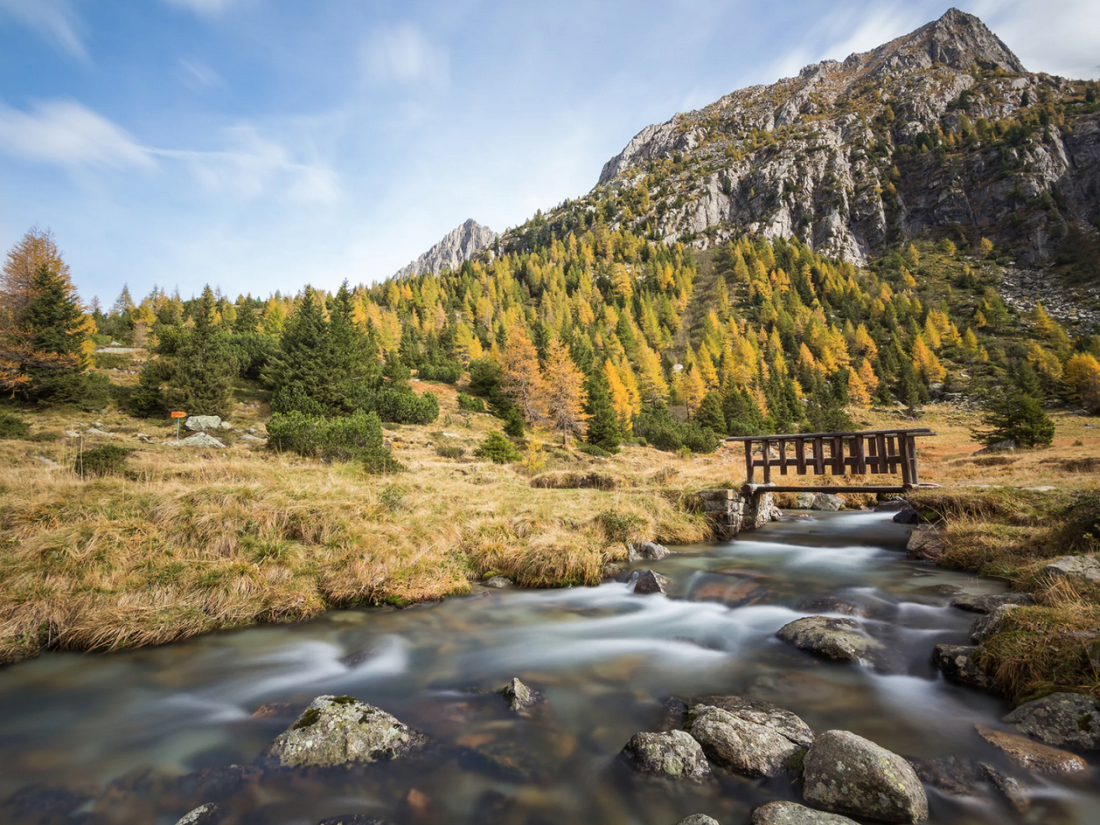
[0,510,1097,825]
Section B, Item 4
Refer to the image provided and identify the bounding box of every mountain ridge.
[394,218,498,280]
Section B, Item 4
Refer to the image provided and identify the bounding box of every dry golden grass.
[3,392,1098,675]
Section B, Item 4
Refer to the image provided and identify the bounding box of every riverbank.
[2,385,1098,676]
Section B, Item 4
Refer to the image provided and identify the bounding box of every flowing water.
[1,511,1097,824]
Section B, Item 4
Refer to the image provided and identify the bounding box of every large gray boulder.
[185,415,223,432]
[628,541,670,561]
[776,616,885,664]
[752,802,859,825]
[1004,692,1100,750]
[975,724,1087,774]
[1042,555,1100,585]
[812,493,845,511]
[802,730,928,823]
[621,730,711,781]
[686,704,806,777]
[264,695,426,769]
[690,695,814,748]
[178,432,226,449]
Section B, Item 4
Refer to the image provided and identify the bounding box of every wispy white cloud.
[160,0,239,16]
[363,24,449,90]
[0,0,85,59]
[151,126,342,206]
[970,0,1100,78]
[0,99,152,169]
[178,58,223,90]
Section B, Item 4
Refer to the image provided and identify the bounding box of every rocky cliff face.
[394,219,498,279]
[580,8,1100,270]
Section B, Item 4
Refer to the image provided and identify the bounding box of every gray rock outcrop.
[751,802,860,825]
[802,730,928,823]
[621,730,711,780]
[178,432,226,449]
[1004,692,1100,750]
[1042,555,1100,585]
[776,616,885,664]
[394,219,498,279]
[264,695,426,769]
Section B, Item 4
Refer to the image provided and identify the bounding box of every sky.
[1,0,1098,307]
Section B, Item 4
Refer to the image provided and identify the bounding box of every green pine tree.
[266,286,336,415]
[163,285,237,418]
[695,391,727,435]
[971,389,1054,449]
[15,261,89,402]
[584,371,622,452]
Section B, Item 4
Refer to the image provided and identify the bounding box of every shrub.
[576,442,611,458]
[457,393,486,413]
[435,443,465,459]
[75,445,133,478]
[633,403,719,454]
[0,412,30,439]
[347,387,440,425]
[267,410,400,471]
[417,361,463,384]
[474,431,523,464]
[595,509,646,544]
[92,352,132,370]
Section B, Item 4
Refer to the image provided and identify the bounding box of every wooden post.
[762,438,772,484]
[778,438,788,475]
[745,438,755,484]
[899,434,913,487]
[795,437,807,475]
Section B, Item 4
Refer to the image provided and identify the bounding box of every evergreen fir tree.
[695,391,726,435]
[584,370,621,453]
[163,285,237,418]
[723,386,765,436]
[971,389,1054,449]
[266,286,336,415]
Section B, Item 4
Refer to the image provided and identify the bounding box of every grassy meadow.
[1,360,1098,706]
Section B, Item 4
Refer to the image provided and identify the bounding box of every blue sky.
[1,0,1098,307]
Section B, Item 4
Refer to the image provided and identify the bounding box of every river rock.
[687,572,773,607]
[752,801,860,825]
[911,757,1029,813]
[812,493,845,511]
[795,595,872,618]
[980,762,1031,813]
[631,569,670,595]
[686,704,805,777]
[969,604,1021,643]
[317,817,391,825]
[795,493,816,509]
[171,765,260,803]
[264,695,426,769]
[689,695,814,748]
[776,616,885,664]
[1,784,95,823]
[483,575,513,588]
[802,730,928,823]
[621,730,711,780]
[501,677,543,712]
[891,506,922,525]
[875,498,907,512]
[178,432,226,449]
[185,415,222,432]
[1042,555,1100,585]
[905,525,944,561]
[975,724,1088,774]
[932,644,993,689]
[175,804,229,825]
[951,592,1035,613]
[628,541,669,561]
[1004,692,1100,750]
[675,817,720,825]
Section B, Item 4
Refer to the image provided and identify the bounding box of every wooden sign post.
[171,411,187,442]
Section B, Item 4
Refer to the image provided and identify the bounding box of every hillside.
[505,9,1100,295]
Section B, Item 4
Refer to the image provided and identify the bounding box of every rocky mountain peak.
[393,219,498,279]
[866,7,1026,77]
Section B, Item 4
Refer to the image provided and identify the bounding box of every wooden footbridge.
[726,427,935,495]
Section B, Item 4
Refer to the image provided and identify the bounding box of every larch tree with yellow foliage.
[539,337,589,446]
[1064,353,1100,413]
[501,323,545,423]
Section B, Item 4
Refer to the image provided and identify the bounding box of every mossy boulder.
[802,730,928,823]
[264,695,426,769]
[1004,692,1100,750]
[752,801,860,824]
[776,616,886,665]
[621,730,711,781]
[687,704,806,778]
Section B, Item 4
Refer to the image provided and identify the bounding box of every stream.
[0,510,1096,824]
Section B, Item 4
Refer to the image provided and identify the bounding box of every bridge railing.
[725,427,935,493]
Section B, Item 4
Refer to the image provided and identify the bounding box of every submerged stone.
[975,724,1088,774]
[752,801,860,824]
[630,569,670,595]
